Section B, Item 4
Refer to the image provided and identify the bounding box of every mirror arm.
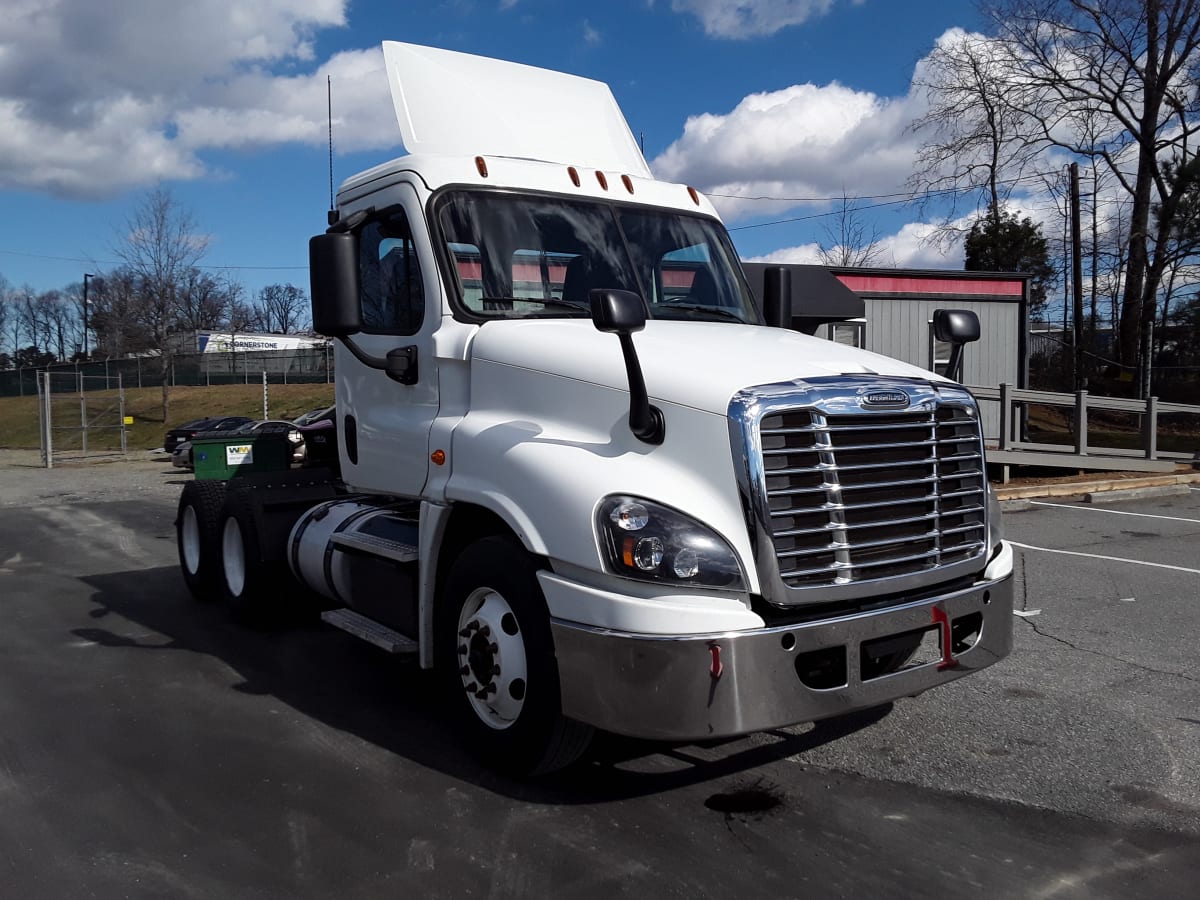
[617,333,665,444]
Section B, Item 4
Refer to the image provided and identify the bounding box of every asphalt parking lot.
[1,455,1197,898]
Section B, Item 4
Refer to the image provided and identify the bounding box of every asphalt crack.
[1015,614,1200,685]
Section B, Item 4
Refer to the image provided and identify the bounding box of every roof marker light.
[475,156,488,177]
[687,186,701,206]
[596,171,608,190]
[622,174,634,194]
[568,166,581,187]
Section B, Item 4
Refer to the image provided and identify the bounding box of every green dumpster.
[192,431,293,480]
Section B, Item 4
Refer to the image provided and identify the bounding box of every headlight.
[596,496,746,590]
[986,483,1004,553]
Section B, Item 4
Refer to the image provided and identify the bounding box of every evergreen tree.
[964,206,1055,319]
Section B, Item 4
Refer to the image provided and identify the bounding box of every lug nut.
[488,642,499,653]
[458,644,467,655]
[465,682,478,692]
[492,665,501,675]
[460,666,470,676]
[479,625,491,636]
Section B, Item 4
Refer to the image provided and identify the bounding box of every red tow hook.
[709,644,723,680]
[932,606,958,671]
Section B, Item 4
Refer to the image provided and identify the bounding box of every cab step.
[320,608,419,654]
[330,530,418,563]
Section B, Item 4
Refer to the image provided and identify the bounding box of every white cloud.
[748,220,964,270]
[652,79,926,222]
[0,1,397,199]
[671,0,842,39]
[583,21,603,45]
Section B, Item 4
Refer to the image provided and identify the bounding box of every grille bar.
[759,396,988,591]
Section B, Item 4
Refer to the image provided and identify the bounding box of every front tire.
[176,480,228,601]
[438,537,592,776]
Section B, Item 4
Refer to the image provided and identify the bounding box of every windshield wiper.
[479,296,591,314]
[654,302,748,323]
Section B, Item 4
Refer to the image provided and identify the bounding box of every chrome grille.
[758,397,986,591]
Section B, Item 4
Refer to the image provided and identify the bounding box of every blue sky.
[0,0,992,303]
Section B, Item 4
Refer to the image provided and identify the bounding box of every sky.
[0,0,999,303]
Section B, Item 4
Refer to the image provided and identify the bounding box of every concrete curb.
[995,472,1200,502]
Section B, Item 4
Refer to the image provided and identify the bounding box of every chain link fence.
[1,345,335,398]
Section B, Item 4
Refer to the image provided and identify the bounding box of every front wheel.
[438,537,592,776]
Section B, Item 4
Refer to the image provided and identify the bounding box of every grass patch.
[0,383,334,451]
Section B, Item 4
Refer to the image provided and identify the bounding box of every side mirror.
[932,309,980,344]
[932,309,980,382]
[762,266,793,329]
[590,288,647,334]
[309,232,362,337]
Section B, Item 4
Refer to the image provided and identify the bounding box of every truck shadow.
[78,566,888,804]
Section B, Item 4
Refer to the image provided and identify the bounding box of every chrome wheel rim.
[181,505,201,575]
[221,518,246,597]
[456,588,528,730]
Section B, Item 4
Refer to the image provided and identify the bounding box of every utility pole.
[1069,164,1084,390]
[83,272,94,360]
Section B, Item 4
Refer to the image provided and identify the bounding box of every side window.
[828,321,865,348]
[358,212,424,335]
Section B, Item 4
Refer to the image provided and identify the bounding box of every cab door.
[336,182,440,497]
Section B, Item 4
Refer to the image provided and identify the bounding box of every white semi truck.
[175,42,1013,775]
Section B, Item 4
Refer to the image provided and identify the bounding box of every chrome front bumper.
[550,574,1013,741]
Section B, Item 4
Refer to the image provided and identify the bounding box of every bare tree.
[113,188,210,421]
[0,274,10,361]
[909,30,1044,247]
[255,283,309,333]
[814,194,890,267]
[176,268,238,334]
[89,268,151,359]
[983,0,1200,381]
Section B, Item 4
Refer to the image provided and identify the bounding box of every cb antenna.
[327,75,337,226]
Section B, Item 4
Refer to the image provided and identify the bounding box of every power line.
[709,170,1058,204]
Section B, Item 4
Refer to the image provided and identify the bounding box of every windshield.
[433,191,761,324]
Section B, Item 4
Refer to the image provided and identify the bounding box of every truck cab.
[177,42,1013,776]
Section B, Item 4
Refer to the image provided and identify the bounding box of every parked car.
[163,416,252,453]
[291,406,333,427]
[172,418,304,469]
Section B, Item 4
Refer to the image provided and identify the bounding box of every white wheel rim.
[456,588,528,730]
[222,518,246,597]
[181,506,201,575]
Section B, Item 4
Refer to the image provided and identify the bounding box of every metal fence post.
[998,383,1011,450]
[119,373,127,455]
[1073,391,1088,456]
[41,371,53,469]
[262,370,268,420]
[1143,396,1158,460]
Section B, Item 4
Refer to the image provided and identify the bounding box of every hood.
[469,320,941,415]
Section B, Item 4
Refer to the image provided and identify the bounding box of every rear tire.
[218,487,286,625]
[437,536,592,776]
[176,480,228,601]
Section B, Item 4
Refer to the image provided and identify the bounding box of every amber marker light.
[431,449,446,466]
[622,174,634,194]
[596,171,608,190]
[687,186,701,205]
[568,166,581,186]
[475,156,489,177]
